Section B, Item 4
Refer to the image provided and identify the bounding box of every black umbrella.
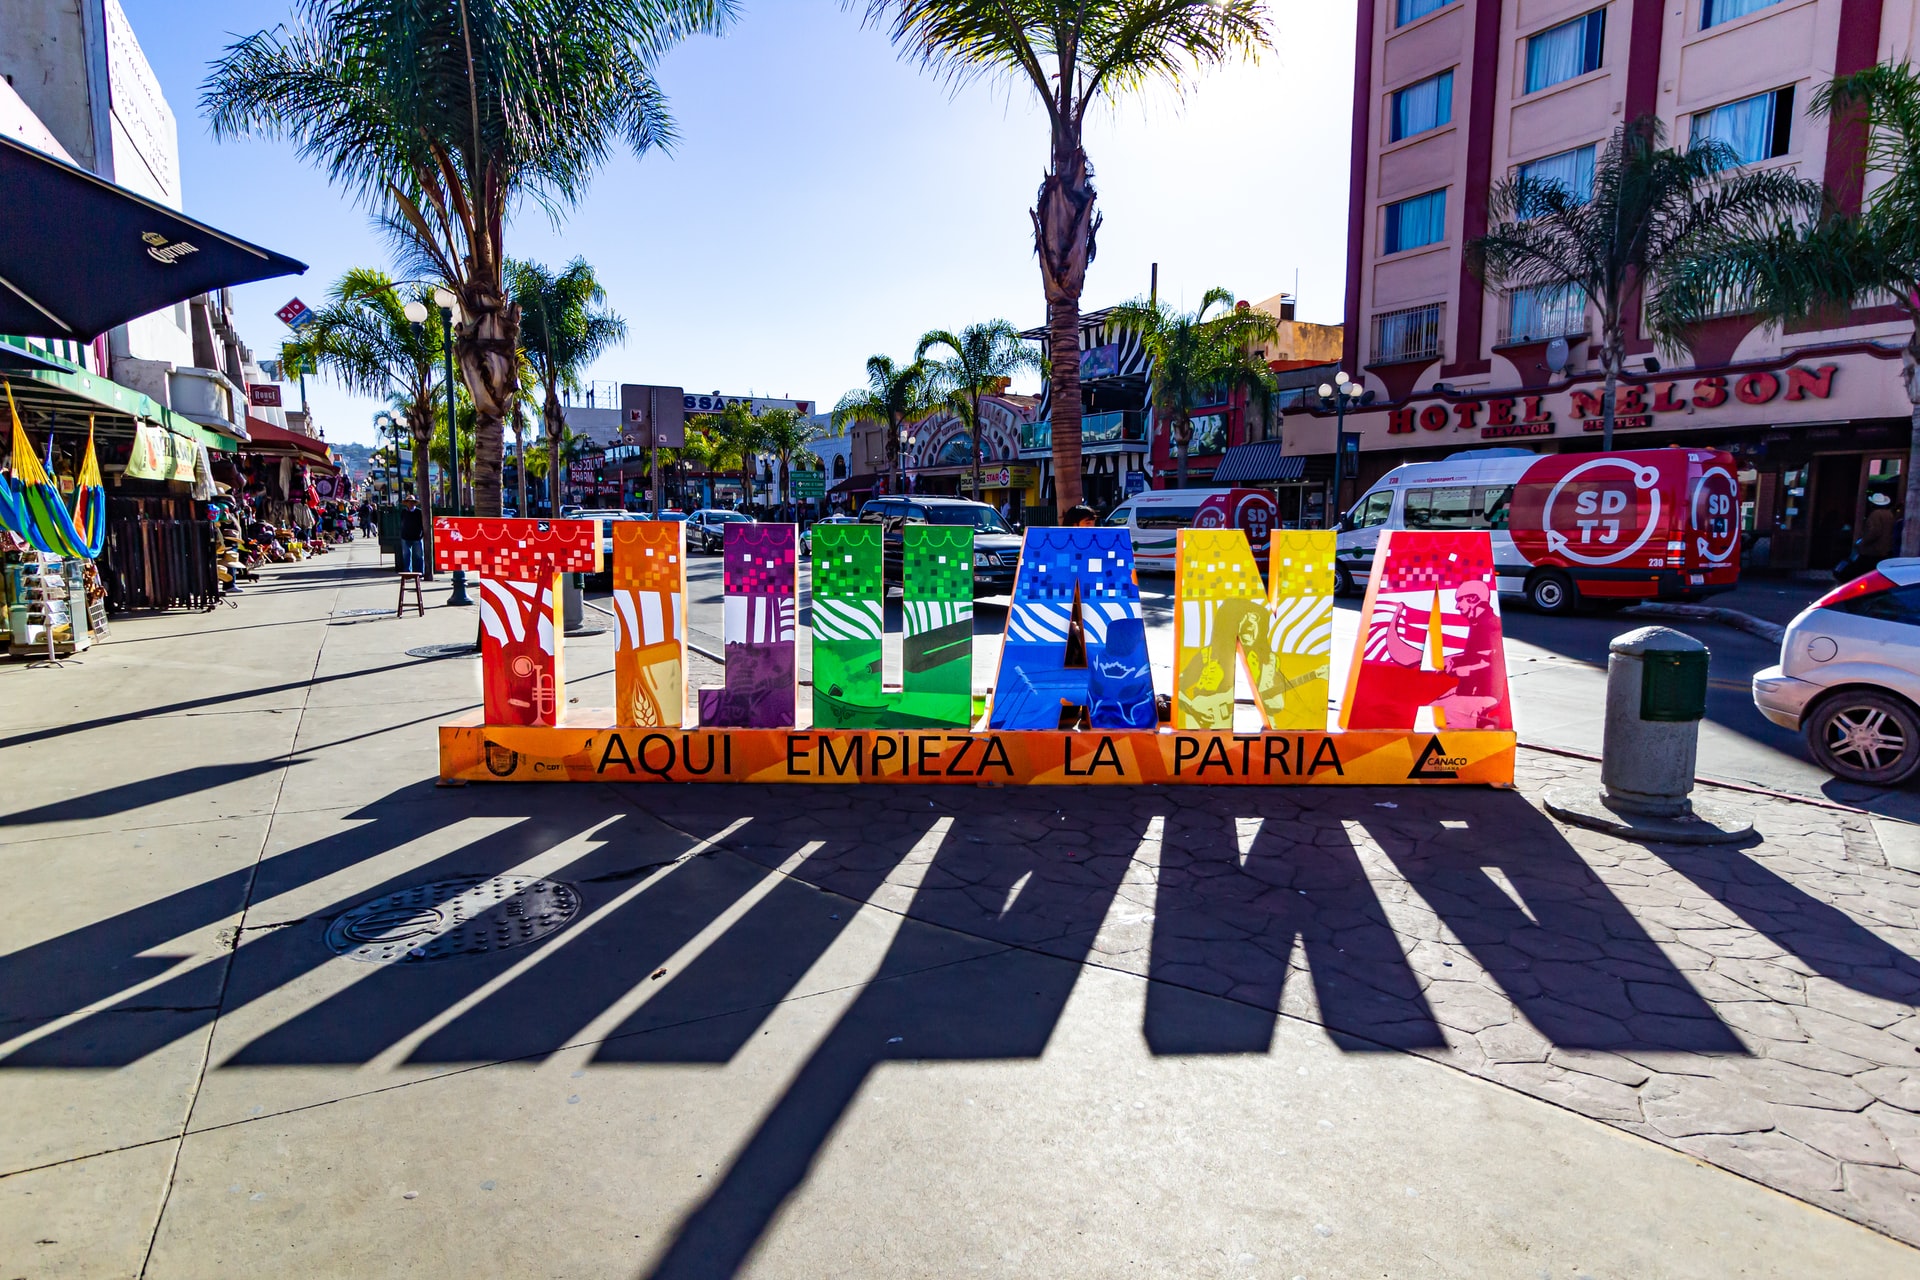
[0,134,306,343]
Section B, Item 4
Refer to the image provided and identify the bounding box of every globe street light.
[1318,371,1372,531]
[431,286,470,607]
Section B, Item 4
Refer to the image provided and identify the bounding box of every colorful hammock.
[0,382,106,559]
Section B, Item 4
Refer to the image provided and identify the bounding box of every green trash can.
[1640,648,1710,722]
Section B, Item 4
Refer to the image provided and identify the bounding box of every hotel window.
[1396,0,1455,27]
[1701,0,1781,27]
[1391,70,1454,142]
[1524,10,1605,94]
[1516,143,1597,211]
[1691,87,1794,163]
[1371,303,1446,364]
[1383,189,1447,253]
[1504,283,1587,343]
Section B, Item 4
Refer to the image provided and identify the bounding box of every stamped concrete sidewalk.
[1,541,1918,1277]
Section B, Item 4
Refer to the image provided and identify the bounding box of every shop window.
[1691,86,1794,163]
[1702,0,1781,28]
[1391,70,1453,142]
[1525,10,1605,95]
[1396,0,1455,25]
[1383,190,1447,254]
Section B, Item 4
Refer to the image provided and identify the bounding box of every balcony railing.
[1370,303,1445,365]
[1497,287,1590,345]
[1020,409,1146,453]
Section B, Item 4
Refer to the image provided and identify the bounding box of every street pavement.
[2,539,1918,1277]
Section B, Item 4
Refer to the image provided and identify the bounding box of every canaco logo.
[1408,735,1468,779]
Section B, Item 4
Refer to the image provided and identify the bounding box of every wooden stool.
[397,572,426,618]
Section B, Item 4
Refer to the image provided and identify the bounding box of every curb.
[1622,601,1785,645]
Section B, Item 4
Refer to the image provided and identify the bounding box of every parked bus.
[1335,447,1740,613]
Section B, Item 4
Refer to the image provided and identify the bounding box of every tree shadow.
[0,759,297,828]
[1357,791,1744,1052]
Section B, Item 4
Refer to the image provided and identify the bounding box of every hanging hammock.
[0,382,106,559]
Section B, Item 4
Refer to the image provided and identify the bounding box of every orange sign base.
[438,710,1516,786]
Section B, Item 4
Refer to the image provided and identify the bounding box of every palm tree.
[916,320,1038,501]
[754,407,819,511]
[203,0,732,517]
[1108,288,1278,490]
[1673,64,1920,555]
[535,422,593,514]
[508,258,628,515]
[1467,117,1824,450]
[695,402,767,506]
[280,269,447,518]
[858,1,1268,515]
[831,355,937,498]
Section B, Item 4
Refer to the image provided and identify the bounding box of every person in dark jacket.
[399,496,427,573]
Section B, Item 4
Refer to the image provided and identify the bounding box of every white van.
[1335,447,1740,612]
[1101,487,1280,573]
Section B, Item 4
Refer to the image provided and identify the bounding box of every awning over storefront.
[1211,441,1308,484]
[2,355,235,452]
[827,474,877,496]
[0,134,306,343]
[242,417,331,459]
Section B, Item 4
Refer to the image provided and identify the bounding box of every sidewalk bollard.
[1545,626,1753,844]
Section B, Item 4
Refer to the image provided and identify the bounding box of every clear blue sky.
[122,1,1356,447]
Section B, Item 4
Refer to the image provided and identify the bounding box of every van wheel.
[1333,563,1357,598]
[1805,690,1920,786]
[1526,570,1576,615]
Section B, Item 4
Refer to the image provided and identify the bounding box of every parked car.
[856,497,1021,598]
[1335,446,1741,613]
[1753,559,1920,786]
[801,514,859,558]
[570,509,639,588]
[687,508,755,553]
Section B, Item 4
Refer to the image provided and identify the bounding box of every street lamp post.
[432,287,470,607]
[1316,370,1373,530]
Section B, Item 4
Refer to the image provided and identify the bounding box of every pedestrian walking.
[399,495,426,574]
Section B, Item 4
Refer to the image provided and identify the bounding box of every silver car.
[1752,558,1920,785]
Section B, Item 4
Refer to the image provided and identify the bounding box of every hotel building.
[1304,0,1916,571]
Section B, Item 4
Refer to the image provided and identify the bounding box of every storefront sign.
[248,384,282,407]
[1382,364,1839,440]
[124,421,195,482]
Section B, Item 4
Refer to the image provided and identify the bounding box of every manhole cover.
[332,607,393,618]
[326,875,581,963]
[406,642,480,659]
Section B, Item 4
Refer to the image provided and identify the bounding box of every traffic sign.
[792,470,825,498]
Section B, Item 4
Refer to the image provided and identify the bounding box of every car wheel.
[1526,570,1576,615]
[1805,690,1920,786]
[1333,563,1357,598]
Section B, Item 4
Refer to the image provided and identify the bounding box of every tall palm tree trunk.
[545,391,565,515]
[1035,131,1097,518]
[455,283,521,518]
[971,390,983,502]
[1599,319,1624,452]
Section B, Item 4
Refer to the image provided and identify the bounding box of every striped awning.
[1210,441,1307,484]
